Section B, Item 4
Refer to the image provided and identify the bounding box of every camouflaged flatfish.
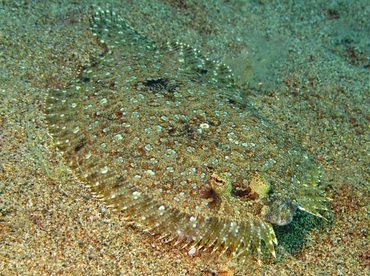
[45,9,328,261]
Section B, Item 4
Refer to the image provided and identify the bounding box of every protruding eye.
[209,172,233,198]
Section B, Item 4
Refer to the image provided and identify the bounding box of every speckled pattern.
[1,0,369,275]
[45,9,328,262]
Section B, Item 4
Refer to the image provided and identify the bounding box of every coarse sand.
[0,1,368,275]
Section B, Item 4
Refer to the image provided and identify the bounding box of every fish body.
[45,9,328,261]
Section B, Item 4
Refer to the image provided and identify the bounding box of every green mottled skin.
[45,9,328,262]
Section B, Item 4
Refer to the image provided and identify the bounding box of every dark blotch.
[197,68,208,75]
[143,78,168,87]
[81,77,90,83]
[74,138,86,152]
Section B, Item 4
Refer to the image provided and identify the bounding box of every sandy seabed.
[0,1,368,275]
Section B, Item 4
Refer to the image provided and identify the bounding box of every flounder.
[45,9,328,262]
